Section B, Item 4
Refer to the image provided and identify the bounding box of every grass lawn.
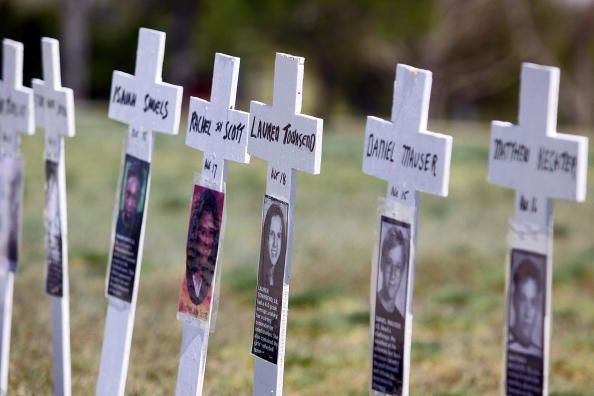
[7,105,594,395]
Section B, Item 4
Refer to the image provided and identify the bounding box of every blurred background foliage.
[3,0,594,125]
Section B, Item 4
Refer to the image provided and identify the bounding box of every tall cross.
[488,63,588,395]
[32,37,75,396]
[175,53,250,396]
[96,28,182,396]
[0,38,34,395]
[248,53,323,396]
[362,64,452,395]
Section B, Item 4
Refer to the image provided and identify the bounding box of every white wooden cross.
[96,28,182,396]
[248,52,323,396]
[175,53,250,396]
[362,64,452,396]
[32,36,75,396]
[488,63,588,395]
[0,38,34,395]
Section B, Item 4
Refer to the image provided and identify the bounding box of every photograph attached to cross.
[362,64,453,396]
[0,38,34,396]
[175,52,250,396]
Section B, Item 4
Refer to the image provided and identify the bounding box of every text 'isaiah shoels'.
[250,118,316,152]
[112,85,170,120]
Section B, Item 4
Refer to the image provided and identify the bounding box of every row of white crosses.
[95,27,324,395]
[0,37,75,396]
[0,28,589,396]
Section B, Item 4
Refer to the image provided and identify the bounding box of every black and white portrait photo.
[45,160,64,297]
[506,249,547,395]
[258,197,288,292]
[371,217,411,395]
[508,250,545,357]
[252,195,289,364]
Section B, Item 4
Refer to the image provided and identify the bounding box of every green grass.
[7,107,594,394]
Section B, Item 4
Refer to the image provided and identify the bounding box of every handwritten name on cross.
[109,28,182,156]
[186,52,250,189]
[363,64,452,206]
[33,37,75,161]
[488,63,588,227]
[0,39,34,154]
[175,53,249,396]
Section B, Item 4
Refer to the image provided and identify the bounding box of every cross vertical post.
[248,53,323,395]
[32,36,75,396]
[362,64,452,395]
[0,38,34,395]
[175,53,250,396]
[487,63,588,395]
[96,28,182,396]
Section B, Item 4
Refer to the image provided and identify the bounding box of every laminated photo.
[178,185,225,321]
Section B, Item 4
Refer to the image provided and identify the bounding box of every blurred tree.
[61,0,90,98]
[2,0,593,126]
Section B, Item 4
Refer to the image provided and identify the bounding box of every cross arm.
[33,79,74,138]
[185,96,250,164]
[108,71,182,135]
[363,116,452,196]
[488,122,588,202]
[248,102,322,174]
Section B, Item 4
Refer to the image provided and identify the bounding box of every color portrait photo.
[178,185,225,321]
[107,154,150,302]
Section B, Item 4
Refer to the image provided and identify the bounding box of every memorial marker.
[0,38,34,395]
[32,37,75,396]
[96,28,182,396]
[362,64,452,395]
[248,53,323,395]
[175,53,250,396]
[487,63,588,395]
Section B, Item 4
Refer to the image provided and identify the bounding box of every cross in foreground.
[362,64,452,395]
[248,53,323,395]
[96,27,182,396]
[488,63,588,395]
